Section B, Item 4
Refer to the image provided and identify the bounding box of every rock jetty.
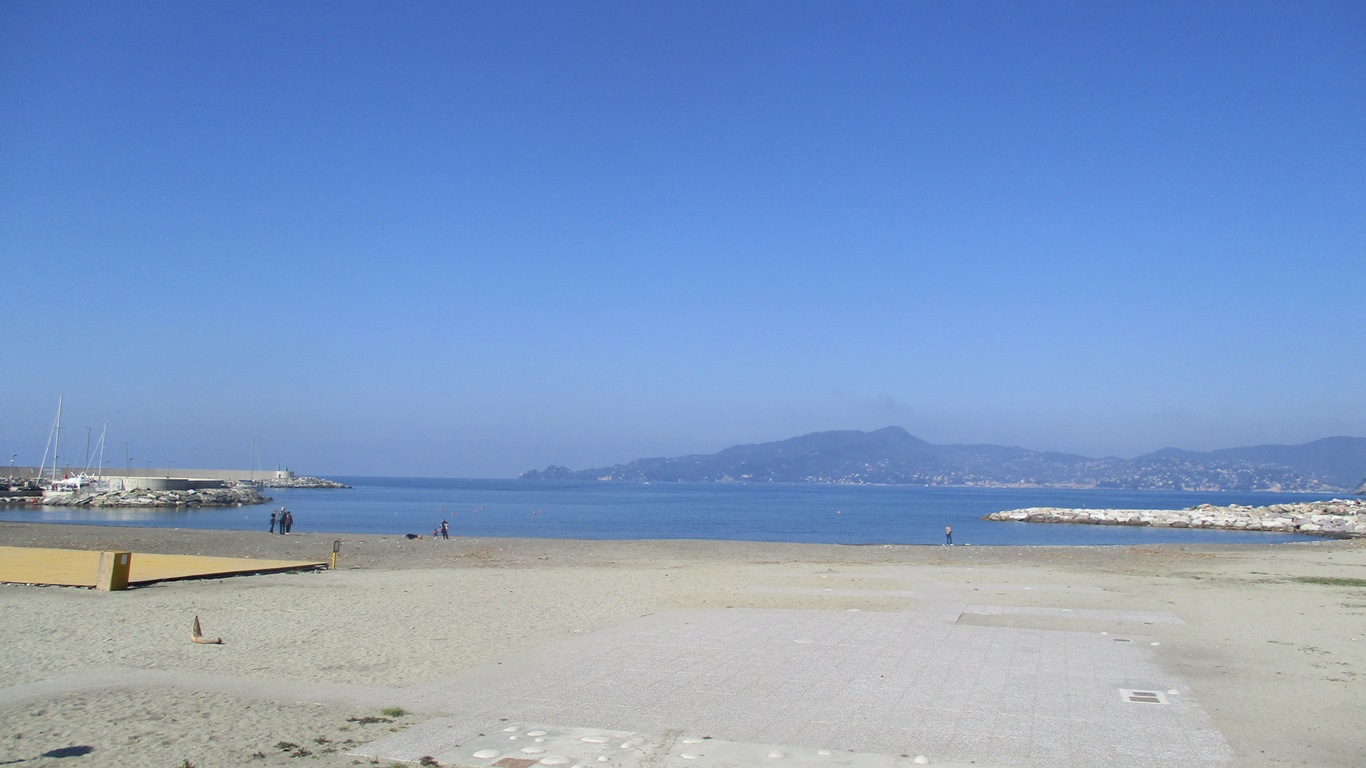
[257,476,350,489]
[984,499,1366,538]
[1,481,43,505]
[40,486,271,508]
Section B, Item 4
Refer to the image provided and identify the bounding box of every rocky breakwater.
[41,486,271,508]
[257,476,350,489]
[984,499,1366,538]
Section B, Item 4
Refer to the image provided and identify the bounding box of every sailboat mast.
[51,396,62,483]
[37,406,55,480]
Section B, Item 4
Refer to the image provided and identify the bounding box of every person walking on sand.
[282,508,293,534]
[439,519,449,539]
[945,525,952,545]
[269,509,277,534]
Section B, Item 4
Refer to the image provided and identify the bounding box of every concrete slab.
[353,567,1234,768]
[412,722,958,768]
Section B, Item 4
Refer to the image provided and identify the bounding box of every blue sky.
[3,1,1363,478]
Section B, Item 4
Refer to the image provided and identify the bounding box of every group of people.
[406,519,450,540]
[269,507,294,534]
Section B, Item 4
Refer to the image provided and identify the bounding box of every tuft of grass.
[1292,576,1366,587]
[381,707,408,718]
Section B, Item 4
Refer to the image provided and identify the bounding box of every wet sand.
[1,522,1363,767]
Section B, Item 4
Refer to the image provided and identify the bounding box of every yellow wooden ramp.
[0,546,327,588]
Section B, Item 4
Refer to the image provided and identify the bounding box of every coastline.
[2,522,1363,767]
[35,486,270,508]
[3,480,1342,547]
[985,498,1366,537]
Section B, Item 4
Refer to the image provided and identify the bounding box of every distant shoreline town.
[522,427,1366,494]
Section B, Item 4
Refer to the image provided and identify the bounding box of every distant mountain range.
[520,427,1366,493]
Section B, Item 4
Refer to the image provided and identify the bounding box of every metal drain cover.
[1120,688,1169,704]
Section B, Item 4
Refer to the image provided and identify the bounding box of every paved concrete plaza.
[355,566,1233,767]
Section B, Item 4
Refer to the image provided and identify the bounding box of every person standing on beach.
[945,525,952,545]
[439,519,449,539]
[269,510,277,534]
[282,509,293,534]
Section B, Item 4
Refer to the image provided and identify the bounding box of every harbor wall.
[7,467,296,483]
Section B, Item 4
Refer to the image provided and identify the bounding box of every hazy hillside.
[521,427,1366,492]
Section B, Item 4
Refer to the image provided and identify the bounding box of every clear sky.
[3,1,1363,478]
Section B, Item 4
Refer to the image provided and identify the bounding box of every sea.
[0,477,1347,547]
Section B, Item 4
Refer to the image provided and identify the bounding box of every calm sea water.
[0,477,1344,546]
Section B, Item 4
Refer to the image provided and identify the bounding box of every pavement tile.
[355,571,1235,768]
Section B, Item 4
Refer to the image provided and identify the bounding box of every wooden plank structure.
[0,545,327,588]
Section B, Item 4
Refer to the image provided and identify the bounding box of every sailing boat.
[39,398,108,496]
[237,437,263,488]
[36,396,63,487]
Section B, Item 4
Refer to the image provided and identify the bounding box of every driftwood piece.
[191,615,223,645]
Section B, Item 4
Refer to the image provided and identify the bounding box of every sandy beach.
[1,522,1363,768]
